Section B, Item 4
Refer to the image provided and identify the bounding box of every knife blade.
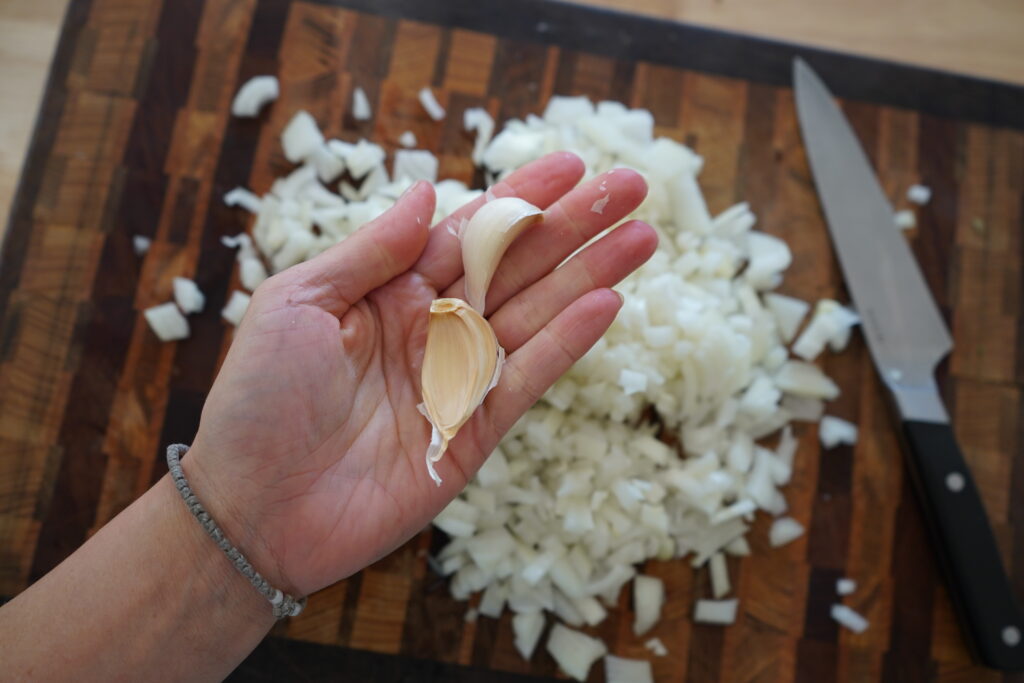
[794,57,1024,671]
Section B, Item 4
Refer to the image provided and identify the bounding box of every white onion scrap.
[352,86,372,121]
[281,111,324,163]
[831,604,869,633]
[907,183,931,205]
[605,655,653,683]
[546,624,607,681]
[231,75,279,117]
[398,130,417,148]
[694,598,738,625]
[894,209,916,230]
[418,87,446,121]
[836,578,857,596]
[819,416,859,448]
[132,235,151,256]
[221,290,250,326]
[172,277,205,314]
[144,302,189,341]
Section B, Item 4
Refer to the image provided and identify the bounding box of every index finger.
[412,151,585,291]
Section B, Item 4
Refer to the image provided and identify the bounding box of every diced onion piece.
[764,293,809,343]
[310,145,345,183]
[418,87,446,121]
[632,574,664,636]
[352,86,372,120]
[709,552,730,598]
[774,361,840,400]
[231,75,279,117]
[724,536,751,556]
[345,140,386,179]
[543,95,595,123]
[819,416,858,449]
[644,637,668,656]
[837,578,857,596]
[769,517,805,548]
[482,129,543,172]
[605,655,653,683]
[618,368,648,395]
[221,291,251,326]
[393,149,439,183]
[546,623,607,681]
[464,107,495,165]
[132,235,151,256]
[831,604,869,633]
[746,232,792,289]
[907,184,931,205]
[512,611,545,660]
[792,300,859,360]
[694,598,738,625]
[478,582,506,618]
[398,130,417,148]
[782,394,824,422]
[281,111,324,163]
[144,302,189,341]
[172,277,205,314]
[894,209,916,230]
[224,187,263,213]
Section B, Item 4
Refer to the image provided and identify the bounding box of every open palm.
[184,152,656,598]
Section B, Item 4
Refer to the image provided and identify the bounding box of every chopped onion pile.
[427,95,866,670]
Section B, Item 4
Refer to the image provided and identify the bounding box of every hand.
[185,152,657,597]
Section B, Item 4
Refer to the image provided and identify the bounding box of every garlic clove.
[461,197,542,313]
[421,298,504,485]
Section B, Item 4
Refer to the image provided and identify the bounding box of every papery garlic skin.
[461,197,542,313]
[421,298,504,485]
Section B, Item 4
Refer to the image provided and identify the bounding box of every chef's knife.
[793,57,1024,670]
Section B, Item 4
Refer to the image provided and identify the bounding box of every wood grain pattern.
[2,0,1023,680]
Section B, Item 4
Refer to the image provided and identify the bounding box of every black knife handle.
[902,420,1024,670]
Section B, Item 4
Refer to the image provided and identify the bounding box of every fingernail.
[614,290,624,306]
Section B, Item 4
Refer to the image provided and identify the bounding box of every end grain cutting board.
[1,0,1022,680]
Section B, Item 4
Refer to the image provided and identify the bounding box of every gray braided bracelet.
[166,444,306,619]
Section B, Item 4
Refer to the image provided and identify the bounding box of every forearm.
[0,473,275,681]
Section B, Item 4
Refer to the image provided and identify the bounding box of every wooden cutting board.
[1,0,1022,680]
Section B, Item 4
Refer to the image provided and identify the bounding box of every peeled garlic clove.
[421,298,504,485]
[461,197,542,313]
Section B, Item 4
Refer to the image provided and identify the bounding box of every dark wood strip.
[401,531,466,661]
[122,0,204,178]
[915,116,962,319]
[488,39,549,121]
[0,0,94,313]
[882,473,938,682]
[310,0,1024,129]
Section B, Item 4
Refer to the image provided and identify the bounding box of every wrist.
[175,442,304,598]
[153,473,277,625]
